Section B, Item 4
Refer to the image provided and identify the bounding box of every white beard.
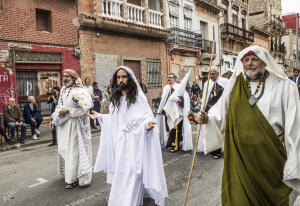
[63,80,74,87]
[244,66,265,80]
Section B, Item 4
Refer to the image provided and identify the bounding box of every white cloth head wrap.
[234,46,288,79]
[115,66,151,111]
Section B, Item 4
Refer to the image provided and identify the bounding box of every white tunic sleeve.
[203,77,236,154]
[282,81,300,193]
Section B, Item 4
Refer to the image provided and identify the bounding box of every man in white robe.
[156,72,193,152]
[197,67,228,159]
[198,46,300,205]
[91,66,168,206]
[50,69,93,189]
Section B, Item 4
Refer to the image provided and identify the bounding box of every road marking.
[163,153,190,167]
[28,178,49,188]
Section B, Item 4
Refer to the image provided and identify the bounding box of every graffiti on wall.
[0,67,11,111]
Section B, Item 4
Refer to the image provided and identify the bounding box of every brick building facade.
[78,0,169,103]
[0,0,80,114]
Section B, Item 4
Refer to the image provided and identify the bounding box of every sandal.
[65,181,78,189]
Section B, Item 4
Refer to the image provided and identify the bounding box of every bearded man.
[197,67,228,159]
[198,46,300,205]
[90,66,168,206]
[50,69,93,189]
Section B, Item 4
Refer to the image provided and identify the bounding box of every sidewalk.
[0,125,100,152]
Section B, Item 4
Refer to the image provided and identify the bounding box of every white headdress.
[234,46,288,79]
[115,66,151,112]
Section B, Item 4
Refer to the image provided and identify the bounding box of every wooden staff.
[183,42,215,206]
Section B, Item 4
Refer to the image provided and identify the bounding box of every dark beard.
[114,82,128,92]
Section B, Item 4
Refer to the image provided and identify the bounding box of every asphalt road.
[0,128,223,206]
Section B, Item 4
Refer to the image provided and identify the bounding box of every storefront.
[12,46,80,116]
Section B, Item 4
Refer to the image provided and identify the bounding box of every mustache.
[63,79,73,86]
[112,82,128,93]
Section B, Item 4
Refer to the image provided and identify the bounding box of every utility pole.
[296,13,299,70]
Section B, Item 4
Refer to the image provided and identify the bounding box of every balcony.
[168,27,216,54]
[101,0,164,28]
[221,23,254,42]
[271,41,286,54]
[269,16,286,30]
[197,0,221,12]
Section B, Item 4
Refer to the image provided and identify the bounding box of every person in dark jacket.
[91,82,102,127]
[23,96,43,140]
[0,119,9,144]
[191,81,201,97]
[3,98,27,144]
[138,78,148,94]
[47,86,60,146]
[289,68,300,98]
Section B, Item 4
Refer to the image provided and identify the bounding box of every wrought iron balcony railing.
[168,27,216,54]
[221,23,254,42]
[271,40,286,54]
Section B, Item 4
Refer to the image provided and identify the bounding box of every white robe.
[197,77,228,152]
[203,72,300,198]
[156,84,193,150]
[53,87,92,185]
[94,96,168,205]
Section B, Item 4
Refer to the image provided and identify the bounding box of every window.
[147,59,162,88]
[170,15,179,28]
[242,13,246,29]
[169,3,179,28]
[200,21,207,39]
[36,9,52,32]
[0,0,3,9]
[184,16,192,31]
[221,4,228,24]
[232,9,238,26]
[184,8,192,31]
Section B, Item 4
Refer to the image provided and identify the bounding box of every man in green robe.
[198,46,300,205]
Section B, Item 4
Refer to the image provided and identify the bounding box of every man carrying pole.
[198,46,300,205]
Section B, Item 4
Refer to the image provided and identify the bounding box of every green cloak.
[222,74,292,206]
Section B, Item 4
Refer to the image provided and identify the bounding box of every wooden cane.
[183,42,215,206]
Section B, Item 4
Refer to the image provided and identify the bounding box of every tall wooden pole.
[183,41,215,206]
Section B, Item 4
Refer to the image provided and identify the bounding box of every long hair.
[111,69,137,110]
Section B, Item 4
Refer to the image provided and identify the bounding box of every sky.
[282,0,300,15]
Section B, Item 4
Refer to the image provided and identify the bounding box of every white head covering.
[115,66,150,109]
[234,46,288,79]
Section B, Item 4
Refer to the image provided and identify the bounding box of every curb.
[0,129,100,152]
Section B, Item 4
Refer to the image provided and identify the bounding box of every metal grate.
[146,58,162,88]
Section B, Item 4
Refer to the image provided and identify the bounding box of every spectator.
[191,81,201,97]
[190,95,201,112]
[84,78,97,129]
[0,118,10,144]
[289,68,300,98]
[138,77,148,94]
[23,96,43,140]
[91,82,102,128]
[84,78,94,97]
[107,79,113,100]
[47,86,60,146]
[3,98,27,144]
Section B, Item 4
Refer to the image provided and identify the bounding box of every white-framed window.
[184,16,192,31]
[169,3,179,28]
[184,8,192,31]
[170,15,179,28]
